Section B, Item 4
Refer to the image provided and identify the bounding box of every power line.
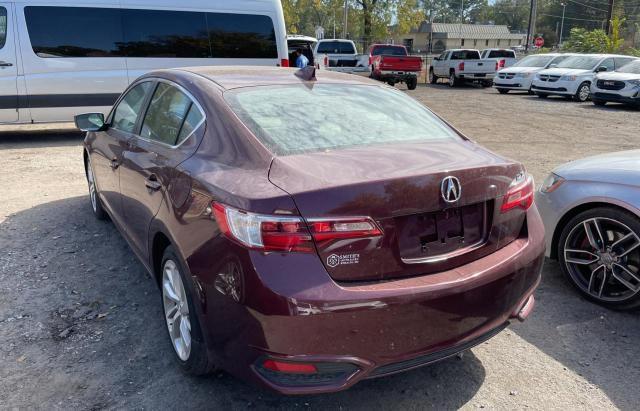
[565,0,609,12]
[538,12,606,21]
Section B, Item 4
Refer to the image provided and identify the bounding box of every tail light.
[213,203,383,252]
[213,203,313,252]
[501,174,534,213]
[280,58,289,67]
[498,59,506,68]
[324,55,329,67]
[458,62,464,71]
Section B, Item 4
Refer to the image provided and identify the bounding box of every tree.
[563,28,609,52]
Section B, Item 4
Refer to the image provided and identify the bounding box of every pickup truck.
[368,44,422,89]
[480,48,518,69]
[429,49,497,87]
[314,39,370,74]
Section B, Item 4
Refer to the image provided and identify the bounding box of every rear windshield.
[487,50,515,58]
[225,84,459,156]
[556,56,600,70]
[617,60,640,73]
[371,46,406,56]
[450,50,480,60]
[512,54,554,67]
[317,41,356,54]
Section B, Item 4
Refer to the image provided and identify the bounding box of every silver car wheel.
[578,84,590,102]
[564,217,640,302]
[162,259,192,361]
[87,159,97,212]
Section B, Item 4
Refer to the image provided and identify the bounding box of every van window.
[141,83,193,146]
[24,6,124,57]
[122,9,210,58]
[112,82,153,133]
[24,6,278,59]
[0,8,7,49]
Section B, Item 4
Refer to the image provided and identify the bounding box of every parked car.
[429,49,497,87]
[480,48,517,69]
[314,39,369,74]
[368,44,422,89]
[537,151,640,310]
[591,58,640,107]
[287,35,317,68]
[531,54,635,102]
[0,0,288,125]
[77,66,544,395]
[494,53,573,94]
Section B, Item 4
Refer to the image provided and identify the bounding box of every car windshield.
[225,84,459,156]
[317,41,355,54]
[513,55,554,67]
[617,60,640,73]
[556,56,601,70]
[372,46,406,56]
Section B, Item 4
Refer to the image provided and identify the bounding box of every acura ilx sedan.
[537,151,640,310]
[76,66,544,394]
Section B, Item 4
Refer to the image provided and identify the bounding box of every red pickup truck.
[368,44,423,90]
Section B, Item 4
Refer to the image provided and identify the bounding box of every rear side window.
[450,50,480,60]
[112,82,153,133]
[488,50,515,58]
[0,8,7,49]
[25,6,124,57]
[141,83,202,146]
[24,6,277,59]
[317,41,356,54]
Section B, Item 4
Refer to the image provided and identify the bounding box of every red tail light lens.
[213,202,313,252]
[458,62,464,71]
[262,359,317,374]
[501,175,534,213]
[498,59,506,68]
[308,218,383,242]
[280,58,289,67]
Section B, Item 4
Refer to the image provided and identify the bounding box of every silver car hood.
[555,150,640,185]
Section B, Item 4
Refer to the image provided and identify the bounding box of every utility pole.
[343,0,348,38]
[459,0,464,43]
[559,3,566,47]
[525,0,535,51]
[605,0,614,34]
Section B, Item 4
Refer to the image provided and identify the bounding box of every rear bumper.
[378,70,419,81]
[194,206,545,395]
[459,73,494,80]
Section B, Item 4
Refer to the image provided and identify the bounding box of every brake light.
[498,59,506,68]
[458,62,464,71]
[501,175,534,213]
[213,203,314,252]
[324,55,329,67]
[308,218,383,242]
[262,359,317,374]
[280,58,289,67]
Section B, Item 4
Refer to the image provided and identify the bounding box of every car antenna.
[295,66,317,82]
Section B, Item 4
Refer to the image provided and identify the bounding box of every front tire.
[497,88,509,94]
[574,82,591,102]
[161,246,215,375]
[85,155,107,221]
[557,207,640,310]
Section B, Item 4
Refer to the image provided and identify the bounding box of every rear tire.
[85,155,107,221]
[557,207,640,311]
[407,76,418,90]
[161,246,216,375]
[429,69,438,84]
[497,88,509,94]
[448,72,458,88]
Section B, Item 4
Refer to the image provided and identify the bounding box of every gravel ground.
[1,84,639,410]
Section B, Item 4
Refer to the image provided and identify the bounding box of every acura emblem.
[441,176,462,203]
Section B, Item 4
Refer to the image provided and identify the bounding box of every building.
[393,22,526,54]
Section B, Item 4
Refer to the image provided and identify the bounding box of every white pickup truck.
[314,39,370,74]
[429,49,497,87]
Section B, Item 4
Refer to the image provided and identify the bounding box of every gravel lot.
[1,84,639,410]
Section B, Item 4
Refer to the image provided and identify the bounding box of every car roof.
[171,66,379,91]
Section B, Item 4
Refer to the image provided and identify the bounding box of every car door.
[0,4,18,122]
[433,52,446,76]
[90,81,154,227]
[119,80,205,260]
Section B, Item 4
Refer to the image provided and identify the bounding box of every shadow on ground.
[0,129,83,149]
[0,196,486,409]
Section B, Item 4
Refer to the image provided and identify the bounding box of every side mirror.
[75,113,107,132]
[596,66,608,72]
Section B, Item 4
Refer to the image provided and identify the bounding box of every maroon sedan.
[75,67,544,394]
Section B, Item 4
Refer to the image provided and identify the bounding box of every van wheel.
[557,207,640,310]
[429,69,438,84]
[161,246,216,375]
[407,77,418,90]
[574,82,591,102]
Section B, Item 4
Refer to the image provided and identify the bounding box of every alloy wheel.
[86,159,97,213]
[578,84,590,102]
[563,217,640,302]
[162,259,192,361]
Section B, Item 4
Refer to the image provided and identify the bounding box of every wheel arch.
[151,230,173,285]
[551,201,640,260]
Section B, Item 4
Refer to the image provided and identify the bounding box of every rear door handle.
[0,61,13,67]
[145,175,162,191]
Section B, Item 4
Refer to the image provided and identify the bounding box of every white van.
[0,0,288,124]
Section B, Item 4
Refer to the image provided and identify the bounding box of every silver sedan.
[536,150,640,310]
